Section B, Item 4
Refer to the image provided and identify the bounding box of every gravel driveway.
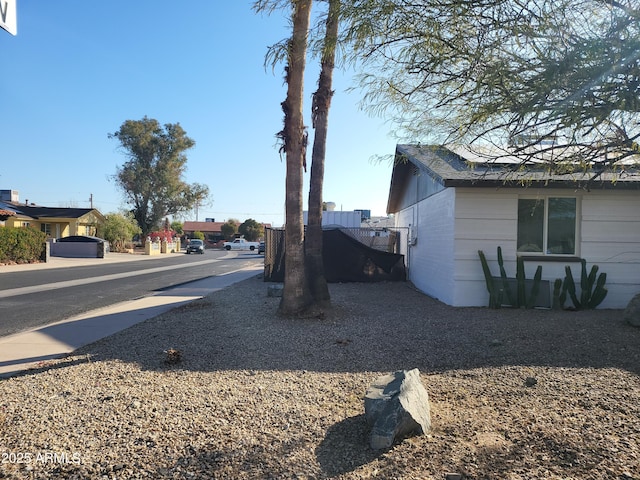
[1,275,639,479]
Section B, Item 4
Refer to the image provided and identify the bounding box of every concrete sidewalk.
[0,257,263,378]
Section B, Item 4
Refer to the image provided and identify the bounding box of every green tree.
[221,219,239,240]
[342,0,640,167]
[109,117,210,239]
[98,212,141,253]
[192,231,205,241]
[238,218,264,241]
[171,221,184,235]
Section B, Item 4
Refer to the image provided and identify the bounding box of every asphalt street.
[0,250,263,337]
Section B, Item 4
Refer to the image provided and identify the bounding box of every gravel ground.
[1,275,639,480]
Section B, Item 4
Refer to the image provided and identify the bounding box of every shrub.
[0,226,46,264]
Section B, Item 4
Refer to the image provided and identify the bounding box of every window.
[41,223,51,236]
[517,197,577,255]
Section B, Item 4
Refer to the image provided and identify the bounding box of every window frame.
[516,195,580,258]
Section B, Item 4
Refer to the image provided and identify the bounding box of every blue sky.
[1,1,396,227]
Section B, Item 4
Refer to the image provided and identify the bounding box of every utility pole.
[89,194,93,209]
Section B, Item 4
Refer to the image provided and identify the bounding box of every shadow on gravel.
[73,275,640,376]
[315,414,382,476]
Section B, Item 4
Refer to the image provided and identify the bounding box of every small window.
[41,223,52,236]
[517,197,577,255]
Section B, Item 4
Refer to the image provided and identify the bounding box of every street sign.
[1,0,17,36]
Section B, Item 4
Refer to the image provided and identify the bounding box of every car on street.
[258,241,265,254]
[186,239,205,254]
[223,238,260,251]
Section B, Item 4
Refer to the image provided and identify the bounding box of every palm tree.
[278,0,315,316]
[306,0,340,307]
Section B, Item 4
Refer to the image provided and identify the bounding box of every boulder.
[364,368,431,450]
[623,293,640,327]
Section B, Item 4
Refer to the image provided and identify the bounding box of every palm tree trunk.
[306,0,340,307]
[279,0,314,316]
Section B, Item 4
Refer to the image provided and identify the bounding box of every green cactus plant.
[478,249,501,309]
[552,278,564,310]
[497,246,516,306]
[512,255,543,308]
[479,247,543,309]
[561,259,608,310]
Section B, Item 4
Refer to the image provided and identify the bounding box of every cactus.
[562,259,608,310]
[526,263,543,309]
[497,246,516,306]
[588,272,608,308]
[552,278,564,310]
[479,247,543,309]
[478,250,501,309]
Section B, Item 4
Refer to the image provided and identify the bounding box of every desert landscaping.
[1,275,639,479]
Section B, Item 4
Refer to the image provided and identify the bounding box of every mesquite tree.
[341,0,640,168]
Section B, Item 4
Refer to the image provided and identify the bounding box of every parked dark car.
[186,239,205,254]
[56,235,110,253]
[258,241,265,254]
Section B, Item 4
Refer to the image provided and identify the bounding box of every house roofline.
[387,144,640,213]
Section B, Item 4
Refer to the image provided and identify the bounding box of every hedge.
[0,226,47,264]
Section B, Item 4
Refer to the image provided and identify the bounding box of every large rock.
[624,293,640,327]
[364,368,431,450]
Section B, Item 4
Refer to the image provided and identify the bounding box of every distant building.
[303,210,362,228]
[182,220,225,244]
[183,219,271,246]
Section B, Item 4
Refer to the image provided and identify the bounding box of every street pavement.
[0,252,263,378]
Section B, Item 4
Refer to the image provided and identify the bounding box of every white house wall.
[452,189,520,307]
[397,188,457,304]
[398,186,640,309]
[579,190,640,308]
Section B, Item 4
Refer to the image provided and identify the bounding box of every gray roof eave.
[395,144,640,190]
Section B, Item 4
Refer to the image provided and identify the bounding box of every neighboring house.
[387,145,640,309]
[0,191,104,239]
[182,220,272,246]
[0,209,16,226]
[183,220,225,243]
